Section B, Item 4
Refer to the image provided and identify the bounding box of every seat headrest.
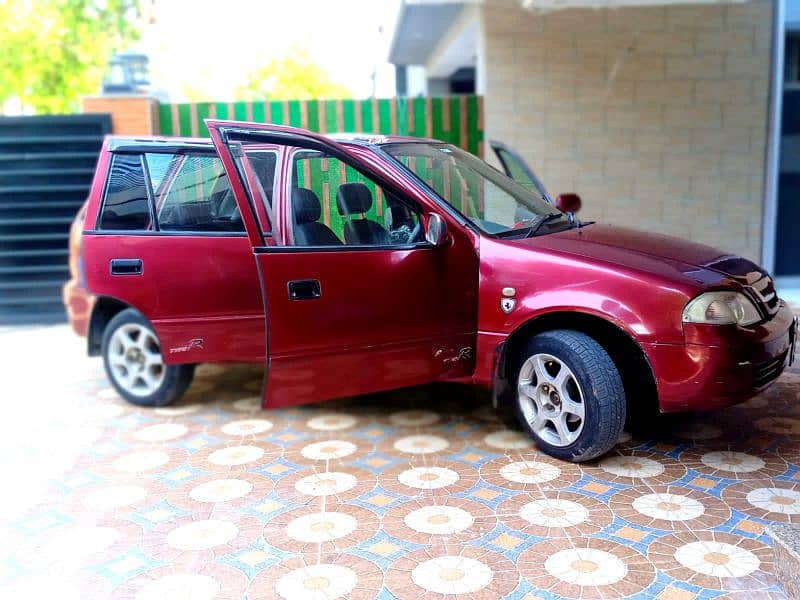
[175,201,212,225]
[384,190,405,208]
[336,182,373,215]
[293,188,322,224]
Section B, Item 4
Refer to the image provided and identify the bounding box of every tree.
[0,0,142,114]
[236,46,353,101]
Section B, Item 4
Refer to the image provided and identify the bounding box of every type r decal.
[435,346,474,365]
[170,338,204,354]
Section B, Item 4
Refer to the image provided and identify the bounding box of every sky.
[139,0,402,102]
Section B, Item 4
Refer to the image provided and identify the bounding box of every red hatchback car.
[67,120,797,462]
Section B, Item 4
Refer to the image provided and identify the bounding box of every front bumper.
[643,302,797,413]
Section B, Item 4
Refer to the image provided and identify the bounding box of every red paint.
[82,233,264,363]
[68,122,796,414]
[252,245,477,407]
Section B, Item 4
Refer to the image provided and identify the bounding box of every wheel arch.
[87,295,134,356]
[495,310,659,416]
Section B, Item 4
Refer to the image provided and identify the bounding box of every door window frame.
[230,145,278,240]
[211,125,438,253]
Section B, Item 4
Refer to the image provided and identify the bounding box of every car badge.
[501,287,516,314]
[501,298,516,313]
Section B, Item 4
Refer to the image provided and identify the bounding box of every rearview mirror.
[555,193,582,214]
[425,213,448,246]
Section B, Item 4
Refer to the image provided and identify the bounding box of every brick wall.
[82,96,158,136]
[481,0,772,261]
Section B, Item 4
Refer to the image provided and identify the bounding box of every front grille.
[747,272,779,316]
[753,351,787,388]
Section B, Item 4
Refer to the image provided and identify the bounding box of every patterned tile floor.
[1,326,799,599]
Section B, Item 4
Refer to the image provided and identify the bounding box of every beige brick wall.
[481,0,772,261]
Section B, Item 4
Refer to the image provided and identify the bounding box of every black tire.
[512,329,625,462]
[101,308,195,407]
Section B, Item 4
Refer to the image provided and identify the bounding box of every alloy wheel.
[517,353,585,447]
[107,323,165,397]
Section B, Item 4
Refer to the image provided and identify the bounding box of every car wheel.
[513,329,625,462]
[102,308,195,407]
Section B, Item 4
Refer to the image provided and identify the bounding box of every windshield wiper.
[525,213,564,237]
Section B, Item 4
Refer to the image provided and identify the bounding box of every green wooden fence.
[156,96,484,157]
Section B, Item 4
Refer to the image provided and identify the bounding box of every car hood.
[516,224,764,285]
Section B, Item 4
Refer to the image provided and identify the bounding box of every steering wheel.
[409,219,422,243]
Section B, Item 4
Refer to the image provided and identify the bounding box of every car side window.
[145,153,173,191]
[245,151,278,210]
[291,151,422,247]
[151,153,246,233]
[97,153,152,231]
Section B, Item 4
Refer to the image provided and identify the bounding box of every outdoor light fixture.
[101,51,151,95]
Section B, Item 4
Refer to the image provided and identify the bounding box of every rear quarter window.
[97,154,152,230]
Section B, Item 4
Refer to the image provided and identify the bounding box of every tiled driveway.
[1,325,799,599]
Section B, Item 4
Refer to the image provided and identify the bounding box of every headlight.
[682,291,761,326]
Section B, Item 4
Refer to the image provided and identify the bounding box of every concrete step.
[768,524,800,599]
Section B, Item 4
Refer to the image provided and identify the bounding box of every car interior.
[291,182,423,247]
[289,150,423,247]
[336,182,392,245]
[292,187,342,246]
[158,173,245,232]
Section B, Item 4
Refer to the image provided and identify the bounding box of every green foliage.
[0,0,141,114]
[236,46,353,101]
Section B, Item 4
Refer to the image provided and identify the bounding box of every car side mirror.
[555,193,582,214]
[425,213,448,246]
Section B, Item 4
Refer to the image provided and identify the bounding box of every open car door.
[208,120,480,408]
[490,140,552,203]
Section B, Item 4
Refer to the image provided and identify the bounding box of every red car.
[68,120,798,462]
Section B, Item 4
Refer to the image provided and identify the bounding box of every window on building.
[785,33,800,86]
[449,67,476,95]
[98,153,152,230]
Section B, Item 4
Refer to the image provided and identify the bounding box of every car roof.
[106,130,440,152]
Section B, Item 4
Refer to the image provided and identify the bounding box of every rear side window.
[98,154,152,230]
[155,154,234,232]
[152,152,276,233]
[97,149,277,234]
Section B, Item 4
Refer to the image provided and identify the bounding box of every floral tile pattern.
[1,334,800,599]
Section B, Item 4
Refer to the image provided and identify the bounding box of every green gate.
[156,96,483,157]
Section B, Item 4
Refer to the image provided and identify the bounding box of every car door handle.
[287,279,321,300]
[110,258,143,275]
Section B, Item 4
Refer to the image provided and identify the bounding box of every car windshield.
[383,142,570,237]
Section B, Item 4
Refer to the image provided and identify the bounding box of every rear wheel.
[102,309,194,407]
[513,329,625,462]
